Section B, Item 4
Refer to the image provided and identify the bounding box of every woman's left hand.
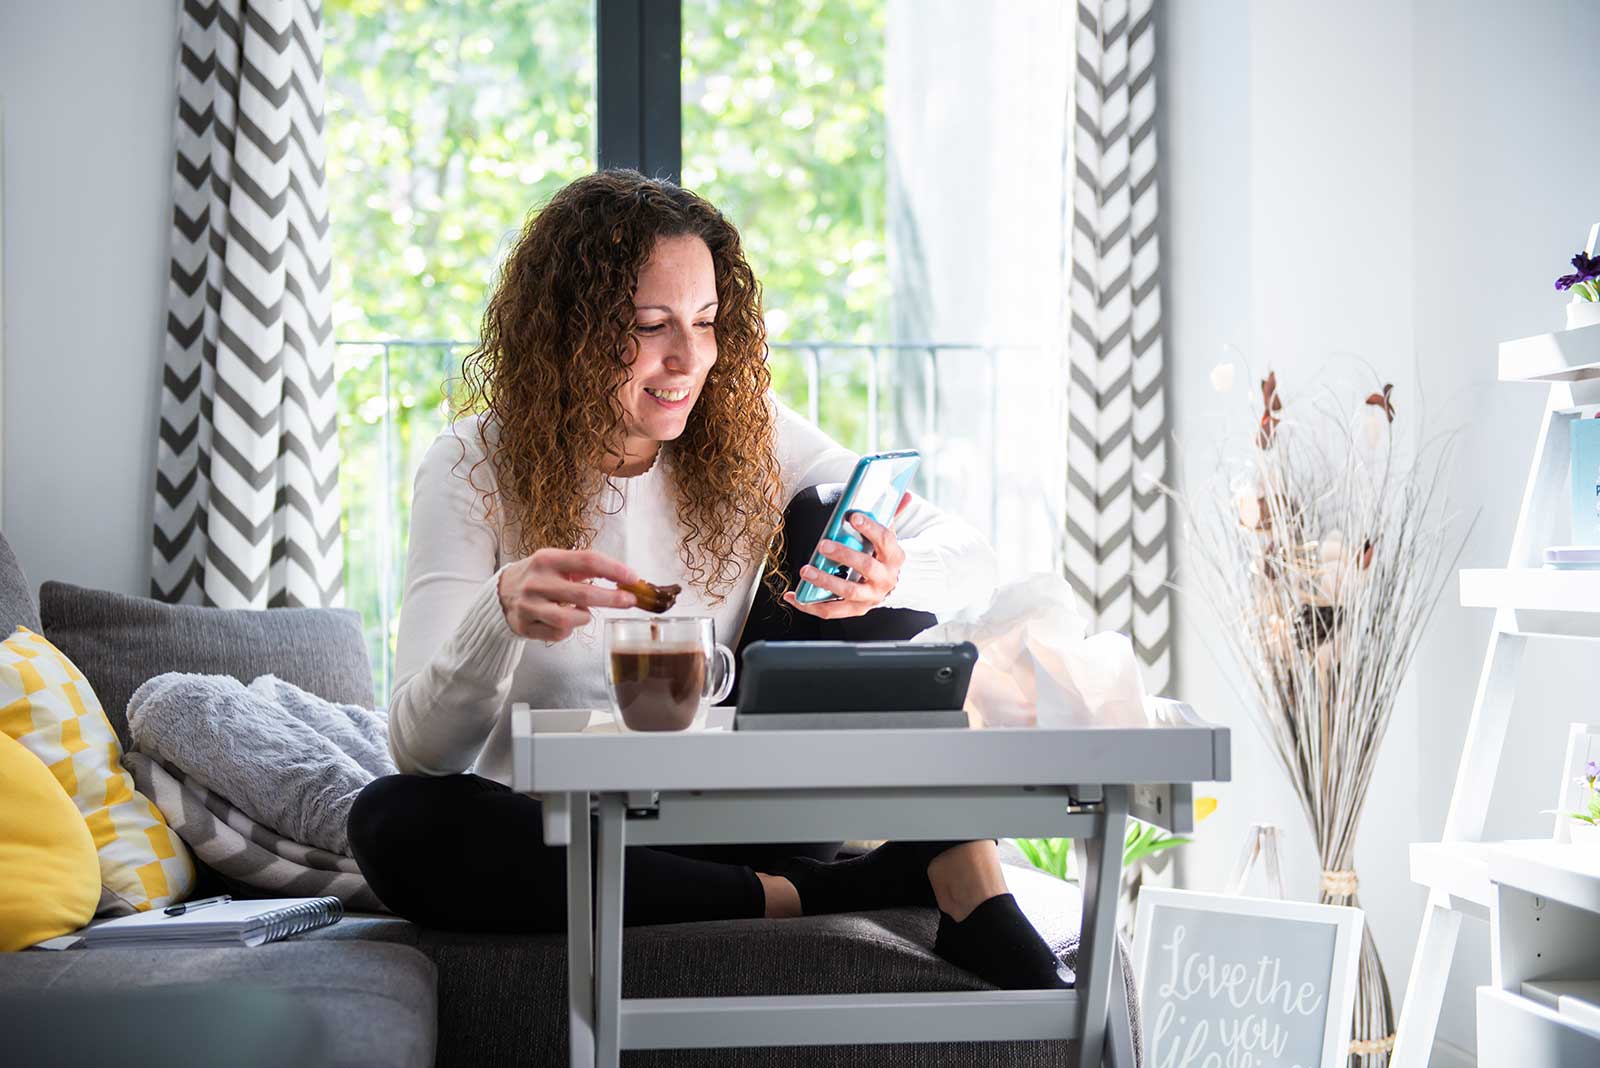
[783,492,912,619]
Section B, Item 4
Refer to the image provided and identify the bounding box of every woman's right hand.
[496,549,639,642]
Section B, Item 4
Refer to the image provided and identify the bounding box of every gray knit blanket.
[127,673,394,854]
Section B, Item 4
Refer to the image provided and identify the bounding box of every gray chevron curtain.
[1064,0,1170,692]
[153,0,343,607]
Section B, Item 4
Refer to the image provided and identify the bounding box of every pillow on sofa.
[39,581,376,751]
[0,729,100,950]
[124,753,386,912]
[0,627,196,914]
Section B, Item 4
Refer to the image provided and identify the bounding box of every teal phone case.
[794,450,921,605]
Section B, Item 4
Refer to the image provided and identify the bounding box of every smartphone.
[793,450,921,605]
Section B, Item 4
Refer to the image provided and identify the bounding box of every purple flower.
[1587,759,1599,781]
[1555,251,1600,291]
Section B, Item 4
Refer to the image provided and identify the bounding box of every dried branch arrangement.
[1169,367,1469,1066]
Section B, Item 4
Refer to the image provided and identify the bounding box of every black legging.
[348,485,962,931]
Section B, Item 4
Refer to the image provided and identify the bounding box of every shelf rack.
[1390,320,1600,1067]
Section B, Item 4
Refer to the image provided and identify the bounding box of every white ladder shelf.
[1391,317,1600,1066]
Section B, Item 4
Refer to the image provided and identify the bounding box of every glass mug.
[603,617,735,731]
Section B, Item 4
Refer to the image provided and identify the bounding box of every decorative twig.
[1165,366,1470,1067]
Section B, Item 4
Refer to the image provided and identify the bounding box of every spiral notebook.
[81,897,343,948]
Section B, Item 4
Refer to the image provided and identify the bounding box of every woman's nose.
[664,330,714,372]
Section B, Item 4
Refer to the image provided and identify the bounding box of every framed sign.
[1134,888,1364,1068]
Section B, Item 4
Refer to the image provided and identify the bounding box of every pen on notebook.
[164,894,232,917]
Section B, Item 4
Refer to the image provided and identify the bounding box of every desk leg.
[594,793,626,1067]
[1073,784,1129,1068]
[565,791,595,1068]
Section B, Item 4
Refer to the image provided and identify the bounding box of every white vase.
[1570,821,1600,847]
[1565,298,1600,330]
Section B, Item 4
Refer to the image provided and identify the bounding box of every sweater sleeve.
[385,423,526,776]
[773,398,997,620]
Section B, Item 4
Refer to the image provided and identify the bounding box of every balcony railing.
[336,339,1063,701]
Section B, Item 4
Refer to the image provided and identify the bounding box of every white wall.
[1161,0,1426,1040]
[0,1,177,596]
[1412,0,1600,1054]
[1161,1,1600,1062]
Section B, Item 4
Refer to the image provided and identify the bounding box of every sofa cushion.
[6,983,331,1068]
[0,531,41,634]
[39,580,376,750]
[0,730,100,950]
[305,862,1138,1067]
[0,942,435,1068]
[1,627,197,915]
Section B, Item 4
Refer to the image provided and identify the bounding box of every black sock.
[933,893,1069,990]
[766,841,938,916]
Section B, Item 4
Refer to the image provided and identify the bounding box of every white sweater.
[387,399,997,784]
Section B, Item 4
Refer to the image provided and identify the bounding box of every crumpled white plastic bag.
[915,573,1149,728]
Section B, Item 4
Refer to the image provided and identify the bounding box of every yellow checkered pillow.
[0,627,195,914]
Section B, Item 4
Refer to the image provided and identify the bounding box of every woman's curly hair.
[453,169,786,601]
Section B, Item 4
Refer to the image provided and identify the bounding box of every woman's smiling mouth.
[644,386,692,406]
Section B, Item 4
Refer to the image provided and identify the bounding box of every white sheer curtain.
[884,0,1171,692]
[885,0,1071,582]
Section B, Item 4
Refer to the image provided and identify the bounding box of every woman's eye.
[635,324,665,335]
[695,321,715,330]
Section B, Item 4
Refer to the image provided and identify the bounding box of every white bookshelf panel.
[1459,568,1600,614]
[1411,840,1499,909]
[1477,989,1600,1066]
[1489,841,1600,914]
[1522,980,1600,1034]
[1500,323,1600,383]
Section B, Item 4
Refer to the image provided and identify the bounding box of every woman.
[348,170,1067,990]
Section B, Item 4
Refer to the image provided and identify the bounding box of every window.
[328,0,1070,698]
[683,0,889,452]
[325,0,596,689]
[681,1,1070,573]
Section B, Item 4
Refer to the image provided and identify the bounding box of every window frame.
[596,0,682,182]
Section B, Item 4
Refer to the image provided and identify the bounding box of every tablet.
[733,640,976,731]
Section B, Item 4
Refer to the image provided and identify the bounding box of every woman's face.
[619,233,719,459]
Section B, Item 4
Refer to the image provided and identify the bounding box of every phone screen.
[795,451,920,604]
[847,457,914,528]
[839,454,918,545]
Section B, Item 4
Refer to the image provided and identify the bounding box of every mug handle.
[706,642,736,705]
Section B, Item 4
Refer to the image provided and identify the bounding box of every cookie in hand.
[617,578,683,613]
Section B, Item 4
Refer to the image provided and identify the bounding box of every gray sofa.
[0,531,1138,1067]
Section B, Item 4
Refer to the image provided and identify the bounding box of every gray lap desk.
[513,700,1230,1068]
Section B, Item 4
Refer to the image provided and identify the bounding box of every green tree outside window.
[326,0,889,696]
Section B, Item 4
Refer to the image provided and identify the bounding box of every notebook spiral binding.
[248,897,345,946]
